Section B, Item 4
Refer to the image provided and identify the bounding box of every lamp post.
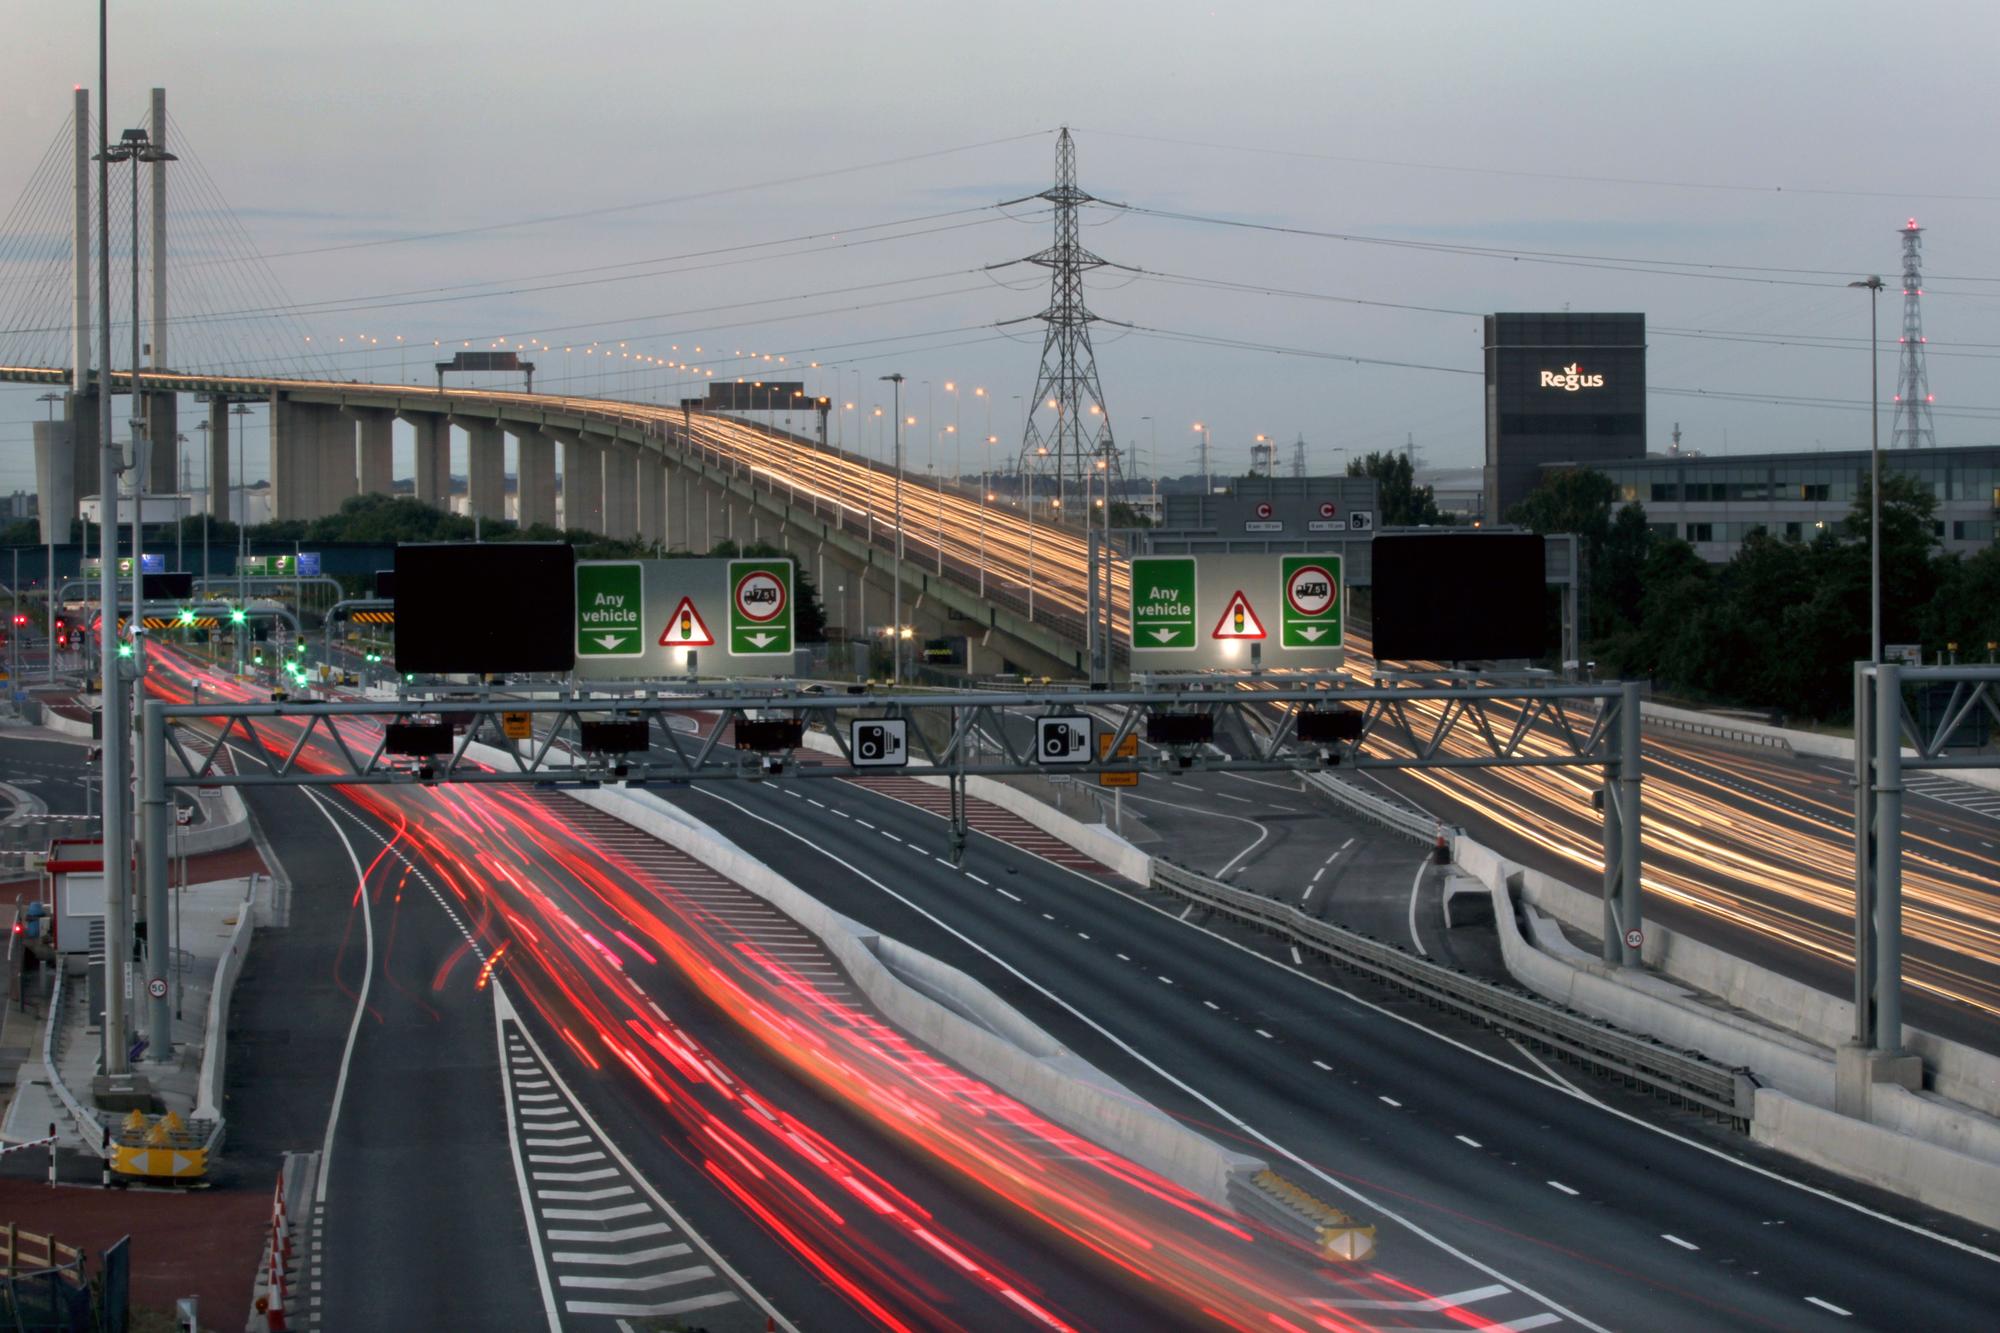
[1850,276,1885,665]
[38,392,60,680]
[196,420,210,591]
[1193,421,1213,501]
[881,373,905,684]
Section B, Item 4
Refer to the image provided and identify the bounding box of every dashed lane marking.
[1455,1135,1482,1148]
[1662,1234,1699,1251]
[1379,1096,1401,1107]
[1805,1297,1851,1317]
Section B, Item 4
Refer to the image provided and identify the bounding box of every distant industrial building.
[1549,443,2000,561]
[1485,312,1646,521]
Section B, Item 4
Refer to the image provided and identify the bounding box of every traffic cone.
[265,1250,288,1331]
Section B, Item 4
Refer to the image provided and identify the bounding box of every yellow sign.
[501,711,532,740]
[1098,730,1139,787]
[111,1144,207,1179]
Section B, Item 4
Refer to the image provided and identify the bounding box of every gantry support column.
[354,409,394,497]
[206,399,231,519]
[603,443,638,540]
[638,451,665,547]
[513,426,558,529]
[402,412,451,510]
[466,422,506,522]
[553,430,605,534]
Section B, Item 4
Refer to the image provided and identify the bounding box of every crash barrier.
[1148,859,1754,1125]
[0,1222,92,1333]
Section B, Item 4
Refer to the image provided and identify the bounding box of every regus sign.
[1539,362,1605,392]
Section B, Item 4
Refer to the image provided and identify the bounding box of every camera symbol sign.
[1036,715,1092,765]
[850,718,908,768]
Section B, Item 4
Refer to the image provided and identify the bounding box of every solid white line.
[1212,815,1271,879]
[1804,1297,1851,1317]
[1548,1181,1579,1196]
[302,789,374,1210]
[1407,856,1431,957]
[492,989,563,1332]
[494,983,795,1330]
[1662,1234,1698,1251]
[1456,1134,1482,1148]
[686,787,1609,1332]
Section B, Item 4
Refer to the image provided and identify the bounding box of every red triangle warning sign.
[659,596,715,647]
[1212,590,1266,640]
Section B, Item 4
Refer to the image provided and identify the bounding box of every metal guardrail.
[1147,860,1755,1125]
[41,969,105,1157]
[1302,771,1435,843]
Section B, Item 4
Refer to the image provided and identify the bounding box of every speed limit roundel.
[1285,563,1338,618]
[734,569,786,623]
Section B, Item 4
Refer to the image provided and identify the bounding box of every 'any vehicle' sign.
[576,562,644,657]
[1130,556,1197,650]
[728,559,793,656]
[1280,555,1342,649]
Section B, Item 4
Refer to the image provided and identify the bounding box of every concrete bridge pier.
[319,408,357,515]
[553,430,604,534]
[604,444,638,540]
[353,408,394,498]
[638,452,665,546]
[403,411,452,510]
[143,391,177,495]
[513,426,558,529]
[466,422,506,522]
[269,398,340,519]
[205,398,230,520]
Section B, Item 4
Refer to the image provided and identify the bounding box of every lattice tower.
[1892,218,1936,449]
[1016,128,1120,501]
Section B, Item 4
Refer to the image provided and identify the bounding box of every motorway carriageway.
[147,645,1565,1332]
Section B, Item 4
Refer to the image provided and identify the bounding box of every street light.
[38,392,60,680]
[881,373,906,684]
[1850,275,1885,665]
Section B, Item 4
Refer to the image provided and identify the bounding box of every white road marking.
[1204,1000,1221,1011]
[1805,1297,1851,1317]
[1255,1028,1274,1039]
[965,873,989,885]
[1456,1135,1483,1148]
[854,819,875,829]
[492,1005,562,1332]
[1076,931,1090,940]
[882,831,902,842]
[996,887,1022,902]
[807,799,825,808]
[1158,975,1174,985]
[1662,1234,1698,1251]
[1407,856,1431,957]
[1379,1095,1401,1107]
[1325,1284,1510,1312]
[300,790,375,1211]
[1116,952,1131,961]
[1289,945,1303,965]
[1313,1060,1332,1071]
[1548,1181,1579,1196]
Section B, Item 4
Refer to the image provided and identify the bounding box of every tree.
[1345,451,1447,526]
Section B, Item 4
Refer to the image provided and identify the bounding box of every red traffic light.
[9,613,25,628]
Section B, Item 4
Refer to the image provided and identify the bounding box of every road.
[650,764,2000,1332]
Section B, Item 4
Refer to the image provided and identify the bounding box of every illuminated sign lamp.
[1539,362,1605,391]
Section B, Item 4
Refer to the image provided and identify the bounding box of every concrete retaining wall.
[1644,699,2000,795]
[1751,1087,2000,1230]
[923,774,1152,886]
[553,775,1259,1207]
[1492,841,2000,1119]
[193,885,257,1151]
[1457,837,1837,1104]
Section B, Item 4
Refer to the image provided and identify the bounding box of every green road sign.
[576,562,644,657]
[1130,556,1198,651]
[1279,554,1343,649]
[728,559,793,656]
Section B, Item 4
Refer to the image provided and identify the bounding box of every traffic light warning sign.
[1211,590,1266,640]
[659,596,714,647]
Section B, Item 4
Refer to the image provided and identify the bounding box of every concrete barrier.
[1643,699,2000,795]
[552,776,1261,1208]
[1751,1087,2000,1230]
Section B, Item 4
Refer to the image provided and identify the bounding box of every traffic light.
[116,641,134,660]
[53,615,67,648]
[229,607,246,626]
[9,612,26,629]
[176,607,195,626]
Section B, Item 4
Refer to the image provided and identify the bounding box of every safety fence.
[0,1224,92,1333]
[1148,859,1756,1125]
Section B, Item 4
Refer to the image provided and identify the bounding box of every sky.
[4,0,2000,493]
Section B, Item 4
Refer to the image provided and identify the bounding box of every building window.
[1783,522,1804,541]
[1650,482,1679,502]
[1648,522,1677,539]
[1954,520,1995,541]
[1686,522,1715,543]
[1795,483,1830,502]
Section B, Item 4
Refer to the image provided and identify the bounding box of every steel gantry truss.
[1850,664,2000,1083]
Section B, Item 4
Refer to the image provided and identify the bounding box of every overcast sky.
[5,0,2000,493]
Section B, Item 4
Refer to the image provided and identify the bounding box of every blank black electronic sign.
[1371,533,1548,663]
[393,543,574,675]
[141,572,194,601]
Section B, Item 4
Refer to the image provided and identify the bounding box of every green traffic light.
[116,643,134,659]
[176,608,195,626]
[229,609,246,625]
